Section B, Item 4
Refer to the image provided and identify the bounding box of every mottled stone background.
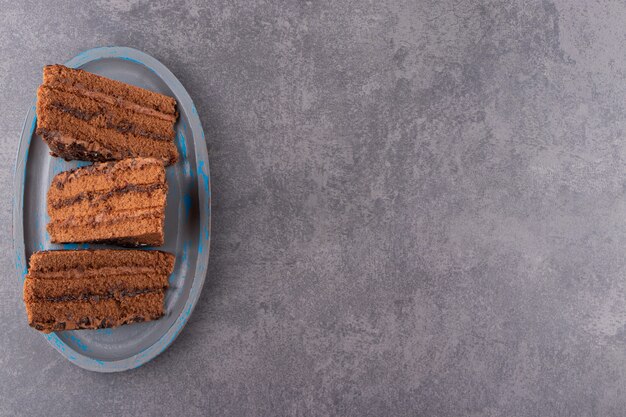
[1,1,626,415]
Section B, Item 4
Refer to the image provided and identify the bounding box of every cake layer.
[39,106,178,165]
[43,65,176,117]
[48,211,165,246]
[24,273,169,302]
[38,85,175,141]
[37,64,179,165]
[49,158,165,197]
[47,158,167,246]
[28,249,175,274]
[48,185,166,220]
[24,250,175,333]
[27,291,166,332]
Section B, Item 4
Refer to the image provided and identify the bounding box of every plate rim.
[12,46,211,372]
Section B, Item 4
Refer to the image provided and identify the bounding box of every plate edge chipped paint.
[12,47,211,372]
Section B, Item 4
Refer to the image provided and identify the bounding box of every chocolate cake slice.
[47,158,167,246]
[36,64,179,165]
[23,249,175,333]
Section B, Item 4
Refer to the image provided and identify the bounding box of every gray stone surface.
[1,0,626,415]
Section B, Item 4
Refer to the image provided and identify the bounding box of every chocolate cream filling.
[50,183,165,209]
[31,288,164,303]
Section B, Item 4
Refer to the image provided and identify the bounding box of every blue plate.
[13,47,211,372]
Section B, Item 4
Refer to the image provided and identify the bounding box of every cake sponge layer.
[28,249,175,274]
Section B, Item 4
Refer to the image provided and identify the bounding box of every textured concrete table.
[1,1,626,416]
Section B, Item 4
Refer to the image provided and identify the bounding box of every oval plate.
[13,47,211,372]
